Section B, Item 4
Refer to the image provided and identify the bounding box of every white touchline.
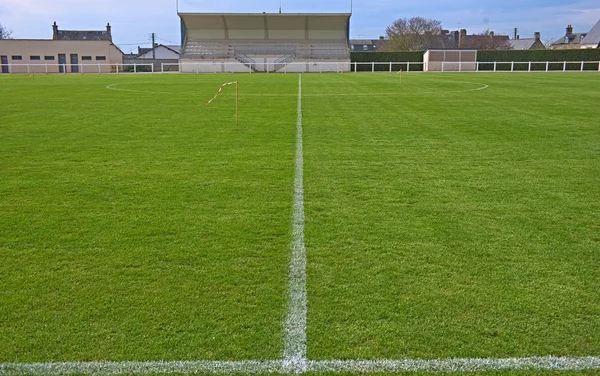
[283,73,308,373]
[2,357,599,375]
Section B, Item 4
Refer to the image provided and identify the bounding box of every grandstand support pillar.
[263,14,269,39]
[222,16,229,40]
[304,16,309,40]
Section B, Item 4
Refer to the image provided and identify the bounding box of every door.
[58,54,66,73]
[70,54,79,73]
[1,56,8,73]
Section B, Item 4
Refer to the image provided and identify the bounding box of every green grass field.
[0,72,599,374]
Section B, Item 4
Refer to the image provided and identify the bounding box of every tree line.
[0,23,12,39]
[383,17,511,51]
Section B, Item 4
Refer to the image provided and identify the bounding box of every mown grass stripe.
[283,74,308,373]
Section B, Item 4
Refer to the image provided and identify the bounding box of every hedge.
[351,49,600,63]
[477,49,600,63]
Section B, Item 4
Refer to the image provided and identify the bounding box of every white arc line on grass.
[2,357,599,375]
[283,73,308,373]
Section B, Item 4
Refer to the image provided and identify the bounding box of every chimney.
[106,22,112,41]
[459,28,467,47]
[516,35,520,40]
[566,24,573,35]
[489,31,495,38]
[52,21,59,39]
[534,32,540,41]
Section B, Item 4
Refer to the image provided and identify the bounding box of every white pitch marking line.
[283,73,308,373]
[2,357,599,375]
[0,360,285,375]
[309,356,600,373]
[105,82,490,96]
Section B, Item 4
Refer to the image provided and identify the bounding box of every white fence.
[1,61,599,74]
[0,63,155,74]
[429,60,600,72]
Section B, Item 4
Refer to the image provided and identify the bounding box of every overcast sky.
[1,0,600,52]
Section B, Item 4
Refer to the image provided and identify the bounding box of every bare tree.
[0,23,13,39]
[460,29,511,50]
[383,17,443,51]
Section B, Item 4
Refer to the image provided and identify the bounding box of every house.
[0,22,123,74]
[349,38,384,52]
[580,19,600,48]
[509,32,546,50]
[136,44,181,59]
[550,21,600,49]
[122,44,181,72]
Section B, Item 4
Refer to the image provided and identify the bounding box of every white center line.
[283,74,308,373]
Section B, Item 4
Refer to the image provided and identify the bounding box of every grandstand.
[178,13,351,73]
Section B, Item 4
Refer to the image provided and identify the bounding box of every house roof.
[350,39,379,45]
[581,19,600,46]
[56,30,109,40]
[552,32,587,46]
[509,38,536,50]
[136,44,181,58]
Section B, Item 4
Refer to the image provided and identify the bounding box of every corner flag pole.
[206,81,239,125]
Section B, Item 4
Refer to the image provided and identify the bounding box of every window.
[362,45,368,51]
[44,56,55,61]
[95,56,106,61]
[11,56,22,60]
[82,56,92,61]
[30,56,41,60]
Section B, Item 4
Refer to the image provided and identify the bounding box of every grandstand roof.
[179,13,351,42]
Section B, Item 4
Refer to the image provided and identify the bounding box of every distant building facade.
[0,22,123,74]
